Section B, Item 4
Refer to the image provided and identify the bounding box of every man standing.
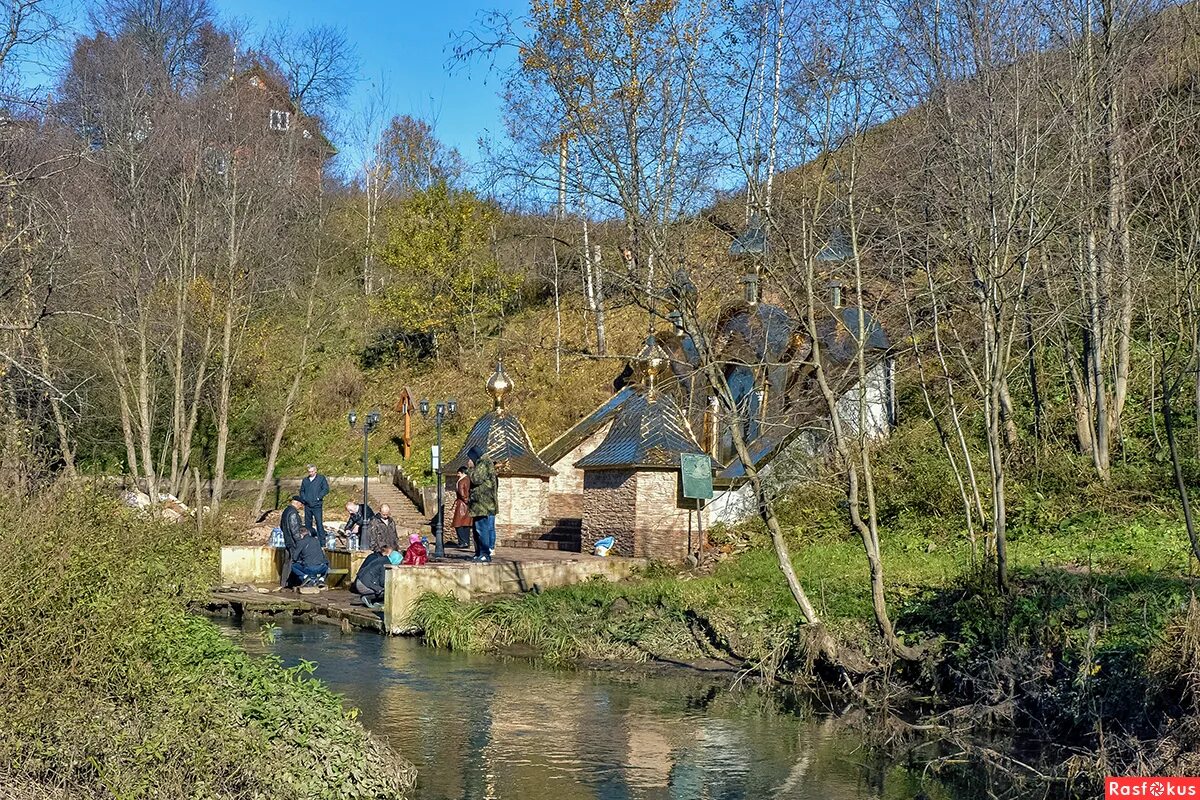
[279,495,304,589]
[299,464,329,540]
[465,446,498,563]
[344,501,375,547]
[364,504,399,551]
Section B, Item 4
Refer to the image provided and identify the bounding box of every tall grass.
[0,487,416,799]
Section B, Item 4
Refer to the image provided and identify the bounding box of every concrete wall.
[547,422,612,519]
[581,468,637,556]
[220,546,284,585]
[219,545,365,586]
[835,357,892,440]
[382,556,642,634]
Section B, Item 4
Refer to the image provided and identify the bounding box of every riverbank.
[0,489,416,799]
[410,500,1200,793]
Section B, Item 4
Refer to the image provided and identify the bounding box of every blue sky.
[209,0,527,173]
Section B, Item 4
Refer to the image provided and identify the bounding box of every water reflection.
[215,618,937,800]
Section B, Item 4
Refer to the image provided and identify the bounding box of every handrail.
[392,468,426,516]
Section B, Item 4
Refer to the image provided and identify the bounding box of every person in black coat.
[351,545,394,607]
[290,527,329,588]
[278,495,305,589]
[299,464,330,540]
[344,501,375,541]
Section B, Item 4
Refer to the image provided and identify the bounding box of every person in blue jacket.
[298,464,330,539]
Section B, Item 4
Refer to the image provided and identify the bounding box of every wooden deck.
[205,587,385,632]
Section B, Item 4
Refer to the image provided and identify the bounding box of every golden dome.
[486,360,512,410]
[633,335,670,400]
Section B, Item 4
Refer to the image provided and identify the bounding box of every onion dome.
[448,360,555,478]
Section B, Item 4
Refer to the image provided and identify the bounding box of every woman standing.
[452,466,474,551]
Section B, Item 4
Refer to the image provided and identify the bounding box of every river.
[216,617,968,800]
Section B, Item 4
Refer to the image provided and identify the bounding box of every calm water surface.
[216,618,956,800]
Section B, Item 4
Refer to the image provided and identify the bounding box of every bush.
[0,488,415,799]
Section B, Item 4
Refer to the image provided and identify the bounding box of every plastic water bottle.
[348,532,359,551]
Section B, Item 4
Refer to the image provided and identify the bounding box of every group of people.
[452,446,499,563]
[274,447,499,601]
[278,493,429,598]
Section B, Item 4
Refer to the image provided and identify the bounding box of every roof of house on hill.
[574,388,705,471]
[539,387,636,467]
[235,64,336,155]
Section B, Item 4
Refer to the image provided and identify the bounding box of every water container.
[269,527,284,548]
[348,532,359,551]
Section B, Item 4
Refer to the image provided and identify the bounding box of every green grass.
[0,488,416,799]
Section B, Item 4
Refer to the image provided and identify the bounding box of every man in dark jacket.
[466,446,499,563]
[299,464,330,539]
[279,495,305,588]
[351,545,394,608]
[344,501,375,543]
[290,527,329,589]
[364,504,399,552]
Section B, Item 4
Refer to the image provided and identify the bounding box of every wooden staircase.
[497,518,583,553]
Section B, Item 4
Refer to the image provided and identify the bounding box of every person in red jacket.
[401,533,428,566]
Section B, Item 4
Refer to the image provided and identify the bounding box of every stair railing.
[391,467,427,517]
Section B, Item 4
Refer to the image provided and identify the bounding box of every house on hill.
[223,65,336,185]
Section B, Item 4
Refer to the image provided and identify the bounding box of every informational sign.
[431,444,440,471]
[680,453,713,500]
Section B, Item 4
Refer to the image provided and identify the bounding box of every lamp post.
[419,397,457,558]
[347,408,381,549]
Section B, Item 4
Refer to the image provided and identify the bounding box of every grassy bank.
[0,489,415,799]
[410,482,1200,783]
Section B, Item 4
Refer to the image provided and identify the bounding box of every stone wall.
[633,469,696,562]
[547,421,612,519]
[581,468,637,557]
[383,555,643,634]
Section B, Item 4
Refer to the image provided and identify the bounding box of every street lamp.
[347,408,381,549]
[420,397,457,558]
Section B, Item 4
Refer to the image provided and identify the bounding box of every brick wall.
[633,469,695,562]
[581,468,637,556]
[548,422,612,519]
[497,476,549,539]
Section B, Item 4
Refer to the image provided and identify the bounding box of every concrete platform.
[216,546,644,636]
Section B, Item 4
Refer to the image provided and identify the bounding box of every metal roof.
[818,307,890,363]
[447,409,556,478]
[574,389,706,471]
[538,387,635,467]
[717,302,797,364]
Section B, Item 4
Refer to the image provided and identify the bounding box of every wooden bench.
[325,568,350,588]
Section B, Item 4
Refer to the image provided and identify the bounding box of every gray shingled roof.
[538,387,637,468]
[574,389,705,471]
[448,410,555,478]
